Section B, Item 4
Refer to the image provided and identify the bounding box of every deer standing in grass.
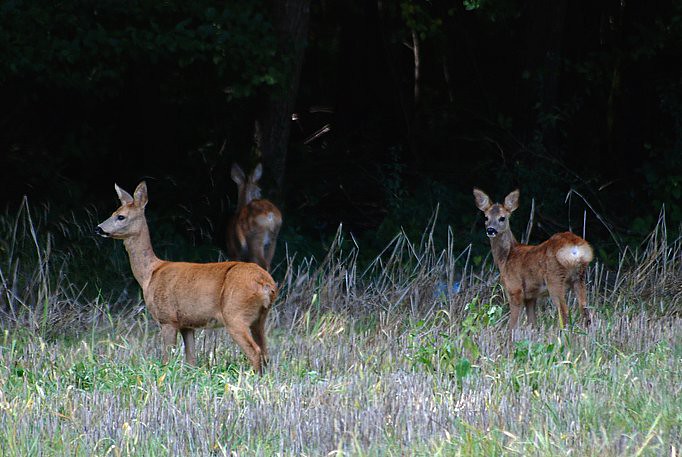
[473,188,593,330]
[96,181,277,374]
[226,163,282,272]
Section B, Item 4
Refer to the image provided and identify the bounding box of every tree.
[255,0,311,196]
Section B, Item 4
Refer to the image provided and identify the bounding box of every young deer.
[96,181,277,374]
[226,163,282,272]
[473,188,594,330]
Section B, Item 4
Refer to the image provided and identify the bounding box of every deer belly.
[522,281,548,298]
[176,312,223,329]
[174,298,223,328]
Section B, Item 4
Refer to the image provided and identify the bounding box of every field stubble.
[0,202,681,456]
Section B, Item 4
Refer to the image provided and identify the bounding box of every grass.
[0,202,681,455]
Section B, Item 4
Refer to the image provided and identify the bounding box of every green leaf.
[455,357,471,381]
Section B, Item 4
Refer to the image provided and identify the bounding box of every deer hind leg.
[264,241,275,271]
[264,228,280,271]
[250,309,270,367]
[180,328,197,365]
[524,297,538,328]
[226,321,263,375]
[160,324,178,364]
[573,267,591,326]
[546,280,569,328]
[247,233,269,271]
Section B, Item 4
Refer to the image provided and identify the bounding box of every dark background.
[1,0,681,270]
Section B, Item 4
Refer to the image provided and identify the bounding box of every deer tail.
[258,279,278,308]
[556,242,594,268]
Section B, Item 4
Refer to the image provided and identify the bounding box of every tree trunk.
[255,0,311,197]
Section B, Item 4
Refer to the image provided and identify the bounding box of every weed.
[0,203,681,455]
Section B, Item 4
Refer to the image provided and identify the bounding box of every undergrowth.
[0,201,681,455]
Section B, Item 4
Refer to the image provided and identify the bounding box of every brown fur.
[226,163,282,271]
[473,188,594,330]
[97,181,277,374]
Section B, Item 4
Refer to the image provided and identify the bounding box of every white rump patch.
[557,243,594,267]
[255,212,279,231]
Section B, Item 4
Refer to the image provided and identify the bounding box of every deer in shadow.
[226,163,282,272]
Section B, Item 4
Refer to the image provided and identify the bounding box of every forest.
[0,1,681,455]
[1,0,681,262]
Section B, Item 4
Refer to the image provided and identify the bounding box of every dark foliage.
[1,0,681,268]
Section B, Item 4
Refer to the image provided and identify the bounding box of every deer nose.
[486,227,498,237]
[95,226,106,236]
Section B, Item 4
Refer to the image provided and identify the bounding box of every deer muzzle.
[95,226,109,237]
[486,227,498,238]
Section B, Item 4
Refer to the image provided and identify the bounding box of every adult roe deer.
[96,181,277,374]
[226,163,282,272]
[473,188,594,330]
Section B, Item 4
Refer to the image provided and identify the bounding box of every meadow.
[0,202,680,456]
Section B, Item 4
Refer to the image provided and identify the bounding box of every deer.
[473,188,594,331]
[226,163,282,272]
[96,181,277,375]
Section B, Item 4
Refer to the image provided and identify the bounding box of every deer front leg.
[508,289,524,330]
[160,325,178,364]
[181,328,196,365]
[524,297,538,328]
[573,268,591,326]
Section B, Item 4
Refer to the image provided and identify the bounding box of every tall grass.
[0,201,680,455]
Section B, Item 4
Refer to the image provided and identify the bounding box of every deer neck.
[122,220,161,291]
[489,230,518,269]
[237,188,251,210]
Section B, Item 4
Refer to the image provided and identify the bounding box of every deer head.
[96,182,148,239]
[231,163,263,207]
[473,188,519,238]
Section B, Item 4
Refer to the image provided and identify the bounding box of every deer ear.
[133,181,148,208]
[231,163,245,185]
[504,189,520,212]
[251,163,263,183]
[473,188,491,212]
[115,184,134,205]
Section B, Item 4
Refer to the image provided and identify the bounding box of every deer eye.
[484,215,489,221]
[117,215,126,221]
[499,216,506,222]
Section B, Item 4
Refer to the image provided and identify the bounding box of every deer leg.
[525,298,538,328]
[250,309,270,366]
[547,281,569,328]
[573,267,591,326]
[160,325,178,364]
[508,290,524,330]
[226,322,263,375]
[180,328,196,365]
[264,228,280,271]
[248,233,269,271]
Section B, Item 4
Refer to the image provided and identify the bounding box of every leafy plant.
[461,293,505,333]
